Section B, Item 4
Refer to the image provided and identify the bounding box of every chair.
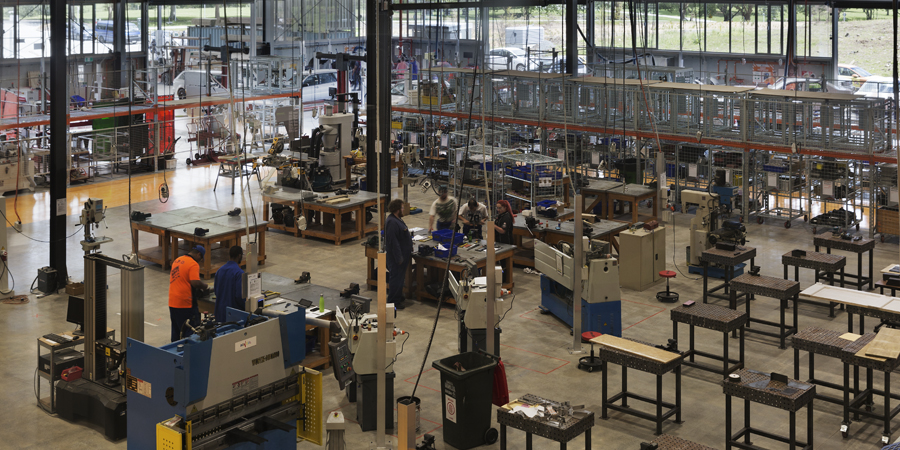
[656,270,679,303]
[578,331,603,373]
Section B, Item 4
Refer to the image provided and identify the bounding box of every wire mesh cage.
[756,153,806,228]
[806,158,862,231]
[497,150,565,212]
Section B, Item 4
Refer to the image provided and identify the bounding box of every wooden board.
[880,299,900,314]
[840,333,862,341]
[865,328,900,359]
[590,334,680,364]
[857,341,889,362]
[799,283,892,309]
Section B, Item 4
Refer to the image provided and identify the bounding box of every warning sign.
[445,396,457,423]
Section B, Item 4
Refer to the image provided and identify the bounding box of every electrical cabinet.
[618,226,666,291]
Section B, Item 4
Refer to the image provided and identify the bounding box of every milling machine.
[682,190,747,275]
[448,266,512,355]
[535,238,622,336]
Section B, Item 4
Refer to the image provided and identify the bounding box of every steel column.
[49,0,67,281]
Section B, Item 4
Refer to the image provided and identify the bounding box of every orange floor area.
[4,164,235,225]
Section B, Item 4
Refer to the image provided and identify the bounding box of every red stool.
[657,270,679,303]
[578,331,603,373]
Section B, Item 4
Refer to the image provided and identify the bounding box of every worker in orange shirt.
[169,245,209,341]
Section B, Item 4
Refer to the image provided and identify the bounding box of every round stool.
[578,331,603,373]
[656,270,679,303]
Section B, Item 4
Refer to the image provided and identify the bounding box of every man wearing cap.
[214,246,245,322]
[169,245,209,341]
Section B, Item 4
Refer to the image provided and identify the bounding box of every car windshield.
[859,82,880,94]
[854,66,874,78]
[880,84,894,94]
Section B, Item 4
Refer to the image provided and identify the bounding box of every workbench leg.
[869,250,874,290]
[622,367,628,408]
[789,411,796,450]
[848,311,854,334]
[744,399,751,445]
[675,366,682,423]
[739,327,745,369]
[525,432,532,450]
[794,347,800,380]
[672,320,678,350]
[656,374,662,435]
[334,213,342,245]
[689,325,695,363]
[784,263,788,280]
[258,228,266,265]
[601,361,608,419]
[807,400,814,449]
[724,330,730,375]
[792,294,799,338]
[867,368,875,412]
[725,394,732,450]
[500,423,506,450]
[703,264,709,304]
[795,265,799,284]
[779,298,787,349]
[559,441,566,450]
[841,267,845,288]
[843,363,852,430]
[884,371,892,440]
[584,428,590,449]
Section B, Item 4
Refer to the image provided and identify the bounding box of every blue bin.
[432,229,465,246]
[434,245,458,258]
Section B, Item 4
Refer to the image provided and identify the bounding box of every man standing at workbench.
[169,246,208,341]
[214,246,245,322]
[385,199,412,310]
[459,197,487,240]
[428,186,457,232]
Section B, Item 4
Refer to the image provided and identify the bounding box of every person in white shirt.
[428,186,458,232]
[458,198,487,239]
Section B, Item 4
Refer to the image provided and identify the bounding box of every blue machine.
[534,240,622,336]
[127,306,322,450]
[539,275,622,336]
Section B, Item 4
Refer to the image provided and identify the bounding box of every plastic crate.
[763,164,786,173]
[432,229,465,246]
[434,245,458,258]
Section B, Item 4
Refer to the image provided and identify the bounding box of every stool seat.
[581,331,602,342]
[660,270,677,279]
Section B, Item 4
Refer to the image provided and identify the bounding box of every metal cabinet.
[618,226,666,291]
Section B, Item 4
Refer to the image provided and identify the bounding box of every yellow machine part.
[290,368,323,445]
[156,418,187,450]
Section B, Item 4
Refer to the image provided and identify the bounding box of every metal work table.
[412,239,516,304]
[814,232,875,291]
[649,434,717,450]
[261,186,318,236]
[605,183,659,224]
[130,207,229,269]
[799,283,898,334]
[581,179,624,215]
[300,191,387,245]
[169,215,267,279]
[593,337,683,435]
[671,303,746,376]
[782,250,846,316]
[791,327,861,407]
[722,368,815,450]
[512,216,629,266]
[497,394,595,450]
[840,332,900,443]
[729,274,800,349]
[37,328,115,413]
[700,246,757,304]
[215,154,262,194]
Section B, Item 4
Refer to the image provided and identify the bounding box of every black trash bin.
[432,351,499,450]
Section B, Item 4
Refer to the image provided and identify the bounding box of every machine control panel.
[328,336,355,390]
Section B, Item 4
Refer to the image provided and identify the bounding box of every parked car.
[94,20,140,45]
[487,47,528,71]
[300,69,339,102]
[172,70,228,99]
[857,76,897,107]
[838,63,874,89]
[67,22,93,41]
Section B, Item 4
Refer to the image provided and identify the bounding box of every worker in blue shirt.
[214,246,245,322]
[385,199,412,310]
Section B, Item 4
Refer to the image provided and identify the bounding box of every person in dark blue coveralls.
[385,199,412,310]
[214,246,245,322]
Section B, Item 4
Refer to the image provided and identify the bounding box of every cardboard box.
[65,282,84,296]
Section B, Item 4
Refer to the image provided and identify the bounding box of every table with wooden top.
[791,327,862,407]
[800,283,900,334]
[839,331,900,443]
[131,207,229,269]
[215,153,262,194]
[581,179,625,215]
[300,191,387,245]
[814,232,875,291]
[590,334,684,435]
[261,186,318,237]
[605,183,658,224]
[169,214,267,279]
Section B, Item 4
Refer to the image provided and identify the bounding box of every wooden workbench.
[605,183,659,224]
[131,207,229,269]
[301,191,387,245]
[413,238,516,304]
[261,186,319,236]
[169,214,267,279]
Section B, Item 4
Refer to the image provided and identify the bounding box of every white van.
[172,70,228,99]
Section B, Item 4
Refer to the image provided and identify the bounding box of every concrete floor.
[3,169,900,450]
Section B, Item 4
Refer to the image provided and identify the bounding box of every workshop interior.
[10,0,900,449]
